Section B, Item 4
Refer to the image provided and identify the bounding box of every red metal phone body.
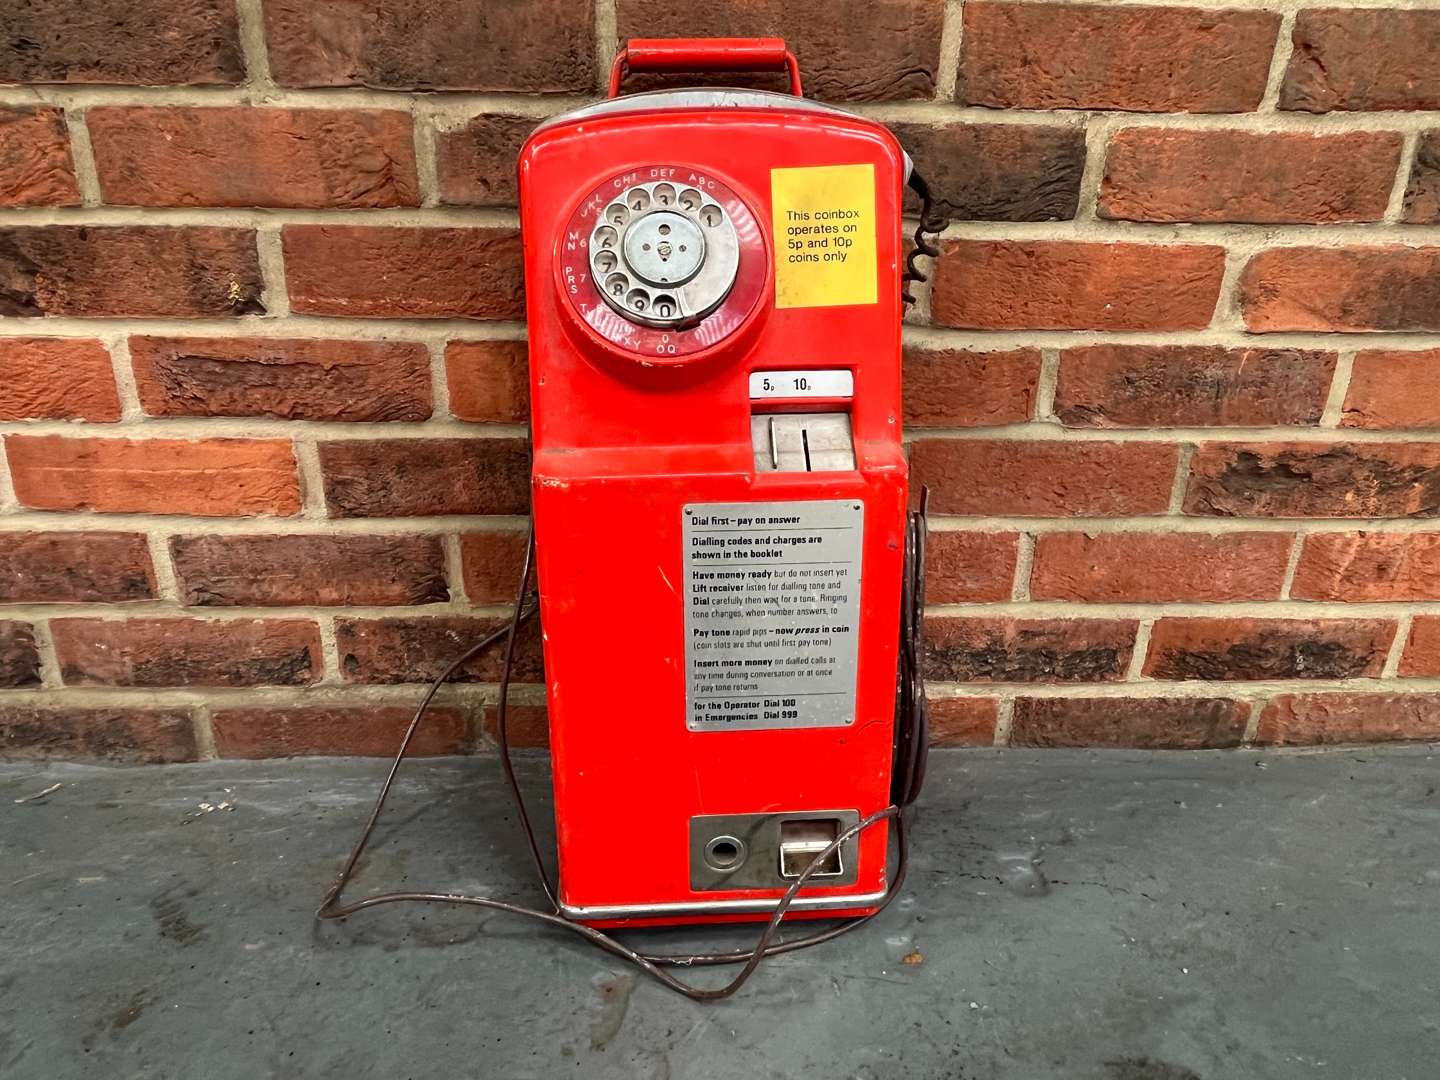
[518,58,908,927]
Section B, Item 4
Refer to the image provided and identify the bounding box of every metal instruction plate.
[682,499,863,731]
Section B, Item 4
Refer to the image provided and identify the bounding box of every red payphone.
[321,38,938,999]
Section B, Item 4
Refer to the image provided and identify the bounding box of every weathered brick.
[1012,697,1249,749]
[1031,532,1292,603]
[446,341,529,423]
[51,618,321,688]
[0,708,196,763]
[927,697,998,746]
[0,0,242,86]
[960,2,1279,112]
[1341,349,1440,430]
[615,0,944,102]
[1240,247,1440,334]
[924,617,1136,683]
[336,616,544,684]
[283,226,523,320]
[5,435,300,517]
[1184,443,1440,519]
[480,701,549,749]
[1054,345,1334,428]
[911,439,1177,517]
[1293,534,1440,603]
[1280,9,1440,113]
[88,107,418,209]
[1256,693,1440,746]
[0,107,78,207]
[212,706,465,758]
[458,530,530,604]
[1400,617,1440,677]
[903,347,1039,427]
[932,240,1225,331]
[1144,618,1395,681]
[0,622,40,689]
[0,338,120,421]
[264,0,594,93]
[0,532,155,603]
[924,531,1019,604]
[129,336,431,422]
[0,226,262,318]
[1100,129,1400,224]
[320,438,529,518]
[170,535,448,607]
[436,115,539,207]
[891,123,1084,221]
[1402,132,1440,225]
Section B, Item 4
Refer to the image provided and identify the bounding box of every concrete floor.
[2,747,1438,1080]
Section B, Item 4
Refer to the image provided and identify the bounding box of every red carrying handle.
[608,37,803,98]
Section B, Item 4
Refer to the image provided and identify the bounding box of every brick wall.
[2,0,1440,763]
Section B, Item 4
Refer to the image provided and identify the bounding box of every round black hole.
[711,840,738,861]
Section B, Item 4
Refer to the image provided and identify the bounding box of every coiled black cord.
[901,170,948,307]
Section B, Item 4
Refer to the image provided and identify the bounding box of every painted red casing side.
[518,102,907,927]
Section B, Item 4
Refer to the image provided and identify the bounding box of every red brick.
[5,435,300,518]
[436,115,539,207]
[1240,247,1440,334]
[0,0,242,86]
[903,347,1039,427]
[0,226,262,318]
[1144,618,1396,681]
[88,107,418,209]
[927,697,998,746]
[212,706,465,758]
[1402,132,1440,225]
[932,240,1225,331]
[0,107,78,207]
[336,616,544,684]
[1012,697,1249,749]
[0,621,40,689]
[911,439,1177,517]
[446,341,529,423]
[319,438,529,518]
[1293,533,1440,603]
[1342,349,1440,430]
[891,123,1084,221]
[170,534,448,607]
[459,530,531,604]
[0,532,155,603]
[51,617,321,688]
[925,531,1018,604]
[283,226,523,320]
[1184,443,1440,519]
[1400,617,1440,677]
[616,0,944,102]
[960,2,1279,112]
[1280,9,1440,113]
[264,0,594,93]
[0,338,120,421]
[1256,693,1440,746]
[924,616,1136,683]
[480,701,549,749]
[1100,129,1400,224]
[0,708,196,763]
[129,336,431,422]
[1055,345,1334,428]
[1031,532,1292,603]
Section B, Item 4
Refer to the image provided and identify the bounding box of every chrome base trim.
[560,887,889,922]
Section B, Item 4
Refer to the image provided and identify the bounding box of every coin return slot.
[779,819,843,879]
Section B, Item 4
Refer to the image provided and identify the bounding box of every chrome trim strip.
[560,887,889,921]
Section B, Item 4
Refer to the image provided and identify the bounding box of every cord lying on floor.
[316,511,925,1000]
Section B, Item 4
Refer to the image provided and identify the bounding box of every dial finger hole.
[594,250,617,273]
[679,187,702,212]
[653,183,676,207]
[606,273,629,297]
[594,226,618,249]
[626,288,650,311]
[606,204,629,226]
[628,189,651,212]
[653,295,677,319]
[699,204,722,227]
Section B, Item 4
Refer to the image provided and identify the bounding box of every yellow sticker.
[770,164,877,310]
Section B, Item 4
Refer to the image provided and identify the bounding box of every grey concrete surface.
[2,746,1438,1080]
